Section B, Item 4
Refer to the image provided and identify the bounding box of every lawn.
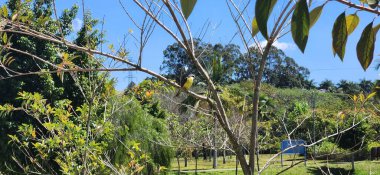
[168,154,380,175]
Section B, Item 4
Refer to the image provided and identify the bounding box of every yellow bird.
[175,74,195,97]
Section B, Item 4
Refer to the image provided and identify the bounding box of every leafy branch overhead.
[291,0,310,53]
[255,0,277,40]
[249,0,379,70]
[180,0,197,19]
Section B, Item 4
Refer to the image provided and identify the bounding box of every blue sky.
[3,0,380,90]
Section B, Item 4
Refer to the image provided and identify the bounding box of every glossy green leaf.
[291,0,310,53]
[332,12,347,61]
[255,0,277,39]
[309,5,324,28]
[366,0,379,9]
[357,22,375,71]
[252,17,259,37]
[346,14,360,35]
[180,0,197,20]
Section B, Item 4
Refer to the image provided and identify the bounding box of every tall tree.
[0,0,106,171]
[358,79,374,94]
[337,80,361,95]
[160,39,240,84]
[236,47,311,88]
[318,79,336,92]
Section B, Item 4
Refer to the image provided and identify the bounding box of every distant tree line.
[160,39,376,94]
[318,79,375,95]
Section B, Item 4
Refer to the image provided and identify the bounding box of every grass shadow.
[308,166,354,175]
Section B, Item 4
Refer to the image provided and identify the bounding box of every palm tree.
[358,79,374,94]
[337,80,360,95]
[318,79,336,92]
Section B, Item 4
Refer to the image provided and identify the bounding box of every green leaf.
[2,32,7,44]
[357,22,375,71]
[373,23,380,35]
[366,0,379,9]
[2,5,7,18]
[291,0,310,53]
[346,14,360,35]
[180,0,197,20]
[255,0,277,40]
[309,5,324,28]
[332,12,347,61]
[252,17,259,37]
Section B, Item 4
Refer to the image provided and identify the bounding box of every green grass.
[168,154,380,175]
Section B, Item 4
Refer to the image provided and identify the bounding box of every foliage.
[110,94,173,170]
[337,80,361,95]
[318,79,336,92]
[0,0,379,174]
[0,90,174,174]
[1,92,113,174]
[161,39,240,85]
[180,0,197,19]
[0,0,109,171]
[122,80,175,170]
[315,141,345,156]
[236,47,312,89]
[162,40,312,89]
[252,0,378,70]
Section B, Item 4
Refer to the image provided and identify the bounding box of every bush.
[314,141,345,160]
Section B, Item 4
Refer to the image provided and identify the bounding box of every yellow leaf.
[135,165,145,173]
[128,160,136,168]
[128,151,135,159]
[132,142,140,151]
[366,92,376,100]
[11,13,18,21]
[353,95,357,102]
[159,166,167,171]
[252,17,259,37]
[63,53,69,60]
[337,111,345,120]
[31,129,36,138]
[4,56,14,66]
[2,32,7,44]
[346,14,360,35]
[359,93,365,102]
[2,5,7,18]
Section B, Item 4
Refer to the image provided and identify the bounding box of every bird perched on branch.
[175,74,195,97]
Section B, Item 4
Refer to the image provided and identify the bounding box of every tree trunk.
[209,149,212,162]
[351,152,355,171]
[184,157,188,167]
[223,149,226,164]
[195,149,198,175]
[249,42,272,175]
[176,155,180,175]
[256,145,260,172]
[213,149,217,168]
[236,155,239,175]
[203,143,207,160]
[217,113,251,174]
[213,117,217,169]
